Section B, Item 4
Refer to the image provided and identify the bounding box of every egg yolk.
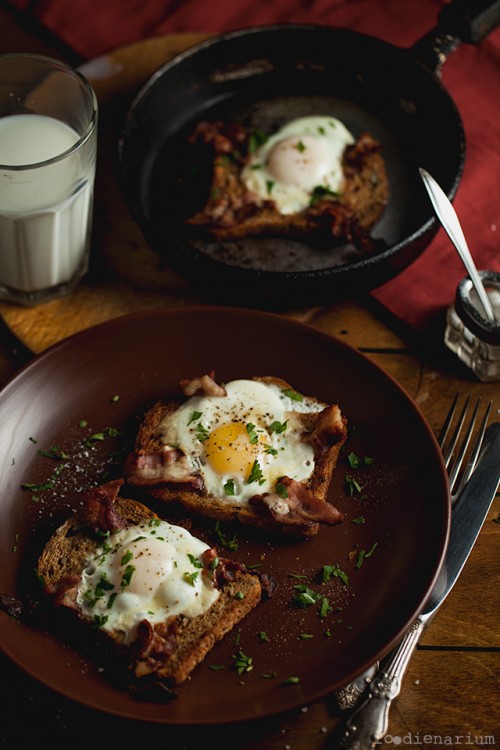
[204,421,263,479]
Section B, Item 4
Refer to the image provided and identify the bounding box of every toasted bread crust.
[125,375,347,538]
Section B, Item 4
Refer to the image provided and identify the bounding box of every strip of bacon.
[133,618,178,678]
[76,479,128,534]
[124,447,204,490]
[180,371,227,398]
[306,404,347,459]
[250,476,343,528]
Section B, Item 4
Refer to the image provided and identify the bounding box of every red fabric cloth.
[6,0,500,333]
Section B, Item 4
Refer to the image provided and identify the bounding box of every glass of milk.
[0,54,98,305]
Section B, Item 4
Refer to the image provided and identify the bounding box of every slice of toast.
[37,479,262,688]
[186,121,388,253]
[124,374,347,539]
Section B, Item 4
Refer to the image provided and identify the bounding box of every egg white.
[76,520,219,641]
[159,379,326,504]
[241,116,355,215]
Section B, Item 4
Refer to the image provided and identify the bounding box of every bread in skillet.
[185,119,388,253]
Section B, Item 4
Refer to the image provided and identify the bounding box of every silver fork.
[438,393,492,502]
[335,395,494,742]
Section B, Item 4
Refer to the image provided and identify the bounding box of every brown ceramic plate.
[0,306,449,724]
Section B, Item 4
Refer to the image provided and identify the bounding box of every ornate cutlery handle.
[341,616,426,750]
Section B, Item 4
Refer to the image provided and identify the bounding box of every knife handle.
[341,616,425,750]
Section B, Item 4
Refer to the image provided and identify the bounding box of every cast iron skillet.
[117,0,500,309]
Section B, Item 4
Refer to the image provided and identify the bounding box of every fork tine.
[448,398,479,491]
[442,395,469,469]
[437,392,459,451]
[450,400,492,499]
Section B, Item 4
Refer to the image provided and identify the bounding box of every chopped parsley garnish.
[249,129,268,153]
[275,480,288,498]
[347,452,375,470]
[209,555,220,570]
[309,185,339,205]
[21,463,66,494]
[247,460,265,485]
[282,387,303,402]
[121,550,134,566]
[262,671,278,679]
[246,422,258,444]
[232,650,253,675]
[149,518,161,527]
[319,597,332,619]
[111,395,120,402]
[120,565,135,589]
[356,542,378,569]
[214,521,239,551]
[94,614,109,627]
[283,676,300,685]
[295,140,306,153]
[258,630,270,642]
[345,474,363,496]
[22,479,56,493]
[188,410,203,425]
[292,584,318,608]
[234,591,245,600]
[351,516,366,524]
[299,633,314,640]
[195,423,210,443]
[264,444,278,455]
[82,426,121,448]
[266,179,275,195]
[184,570,199,586]
[85,574,114,607]
[187,553,203,569]
[292,582,332,620]
[224,478,236,496]
[37,446,69,460]
[107,592,118,610]
[321,563,349,586]
[208,664,225,671]
[269,419,287,434]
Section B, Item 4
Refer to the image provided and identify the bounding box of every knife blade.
[341,421,500,750]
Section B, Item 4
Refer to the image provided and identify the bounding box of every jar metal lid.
[455,270,500,345]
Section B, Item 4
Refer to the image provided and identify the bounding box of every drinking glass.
[0,53,98,305]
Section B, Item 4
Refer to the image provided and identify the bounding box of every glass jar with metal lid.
[445,270,500,382]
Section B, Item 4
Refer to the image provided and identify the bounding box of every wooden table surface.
[0,6,498,749]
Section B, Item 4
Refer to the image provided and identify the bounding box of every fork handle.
[341,616,425,750]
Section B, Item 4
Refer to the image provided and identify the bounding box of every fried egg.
[159,379,326,504]
[76,520,219,641]
[241,116,355,215]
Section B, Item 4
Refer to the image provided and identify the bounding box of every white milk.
[0,113,95,293]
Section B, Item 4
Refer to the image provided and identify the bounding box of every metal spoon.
[419,167,496,323]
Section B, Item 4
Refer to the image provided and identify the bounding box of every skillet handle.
[411,0,500,75]
[438,0,500,44]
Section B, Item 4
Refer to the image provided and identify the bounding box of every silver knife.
[341,422,500,750]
